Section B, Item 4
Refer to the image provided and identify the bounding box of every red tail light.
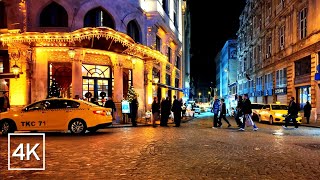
[93,110,106,116]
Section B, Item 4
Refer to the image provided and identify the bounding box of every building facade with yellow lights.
[237,0,320,122]
[0,0,187,120]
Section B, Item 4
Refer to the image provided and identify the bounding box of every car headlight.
[275,113,283,117]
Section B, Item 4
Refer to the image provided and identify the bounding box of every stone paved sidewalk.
[110,116,195,128]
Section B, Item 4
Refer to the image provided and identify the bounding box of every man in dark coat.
[130,96,139,127]
[160,98,167,126]
[239,94,258,131]
[283,97,299,129]
[303,101,311,124]
[104,97,116,120]
[219,99,231,127]
[171,95,182,127]
[0,92,10,112]
[151,97,160,127]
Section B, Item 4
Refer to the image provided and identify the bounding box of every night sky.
[190,1,246,89]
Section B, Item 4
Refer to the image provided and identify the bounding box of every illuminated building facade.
[237,0,320,121]
[215,40,238,112]
[0,0,186,119]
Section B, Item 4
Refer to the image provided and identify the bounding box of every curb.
[108,117,195,128]
[299,124,320,128]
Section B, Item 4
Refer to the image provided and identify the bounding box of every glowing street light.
[11,64,20,75]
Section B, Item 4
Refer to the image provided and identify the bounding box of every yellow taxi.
[0,98,113,135]
[258,103,302,125]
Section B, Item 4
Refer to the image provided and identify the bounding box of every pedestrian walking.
[239,94,258,131]
[171,95,182,127]
[219,99,232,127]
[303,101,311,124]
[212,96,221,128]
[283,97,299,129]
[130,95,139,127]
[0,91,10,112]
[235,95,243,127]
[151,97,160,127]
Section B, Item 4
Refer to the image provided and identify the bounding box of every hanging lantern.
[68,48,76,59]
[11,64,20,75]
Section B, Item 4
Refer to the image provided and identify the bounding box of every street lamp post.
[208,91,211,102]
[198,92,201,102]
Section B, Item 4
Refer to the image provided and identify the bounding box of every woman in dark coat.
[303,101,311,124]
[151,97,160,127]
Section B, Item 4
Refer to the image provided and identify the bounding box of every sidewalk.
[300,120,320,128]
[109,116,195,128]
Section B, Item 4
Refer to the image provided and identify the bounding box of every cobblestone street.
[1,114,320,179]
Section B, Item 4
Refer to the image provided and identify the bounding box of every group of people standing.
[151,95,183,127]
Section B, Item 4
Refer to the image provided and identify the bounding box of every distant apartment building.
[237,0,320,121]
[215,40,238,111]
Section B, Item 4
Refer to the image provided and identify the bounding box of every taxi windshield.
[271,105,288,110]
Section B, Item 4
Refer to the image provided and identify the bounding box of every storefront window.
[295,56,311,76]
[298,86,311,110]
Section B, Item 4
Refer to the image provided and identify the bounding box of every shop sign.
[274,87,287,95]
[121,100,130,114]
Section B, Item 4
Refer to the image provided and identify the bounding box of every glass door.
[82,78,95,100]
[97,79,109,103]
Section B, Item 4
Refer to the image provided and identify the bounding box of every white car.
[194,105,201,114]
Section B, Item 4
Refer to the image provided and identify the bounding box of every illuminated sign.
[121,100,130,114]
[274,87,287,95]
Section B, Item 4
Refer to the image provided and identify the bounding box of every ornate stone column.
[31,48,48,102]
[145,61,153,111]
[132,58,145,116]
[111,55,123,122]
[72,50,84,98]
[160,62,167,98]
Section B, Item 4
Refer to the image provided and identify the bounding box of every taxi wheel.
[269,116,274,125]
[69,119,87,134]
[1,120,16,136]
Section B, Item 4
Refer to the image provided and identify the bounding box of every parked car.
[0,98,113,135]
[194,105,201,114]
[258,103,302,124]
[251,103,265,121]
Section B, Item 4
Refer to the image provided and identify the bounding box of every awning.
[153,82,183,92]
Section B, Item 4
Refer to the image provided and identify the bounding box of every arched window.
[127,20,141,43]
[40,2,68,27]
[84,7,115,28]
[0,2,7,28]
